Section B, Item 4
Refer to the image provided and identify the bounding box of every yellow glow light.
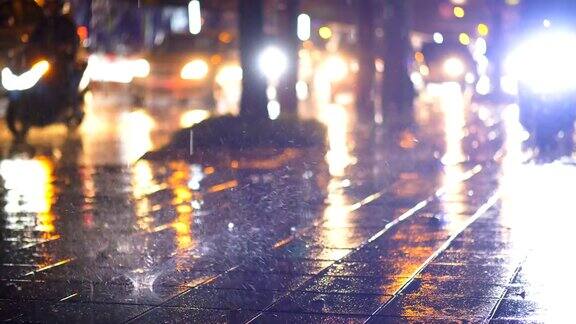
[477,23,489,36]
[459,33,471,45]
[419,65,430,76]
[453,6,465,18]
[319,26,332,39]
[180,59,209,80]
[180,109,210,128]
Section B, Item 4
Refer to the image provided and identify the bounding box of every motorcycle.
[1,53,88,140]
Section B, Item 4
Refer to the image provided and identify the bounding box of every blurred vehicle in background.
[297,23,358,106]
[2,57,88,139]
[131,32,238,108]
[413,39,477,91]
[1,0,88,139]
[506,0,576,156]
[87,32,241,112]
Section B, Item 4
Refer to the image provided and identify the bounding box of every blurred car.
[413,41,476,89]
[131,33,238,108]
[86,32,241,110]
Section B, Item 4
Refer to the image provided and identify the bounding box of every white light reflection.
[132,160,158,231]
[267,100,281,120]
[319,104,355,177]
[119,109,155,163]
[440,84,467,165]
[0,157,58,241]
[498,103,576,322]
[187,164,205,190]
[437,85,470,232]
[0,158,54,214]
[316,100,356,252]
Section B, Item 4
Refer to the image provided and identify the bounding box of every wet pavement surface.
[0,86,575,323]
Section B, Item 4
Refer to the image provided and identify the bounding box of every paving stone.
[166,287,283,310]
[134,307,257,323]
[272,291,391,315]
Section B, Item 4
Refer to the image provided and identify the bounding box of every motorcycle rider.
[29,0,79,60]
[28,0,81,89]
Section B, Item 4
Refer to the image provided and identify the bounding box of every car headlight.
[506,31,576,94]
[319,55,349,82]
[1,60,50,91]
[131,59,150,78]
[215,65,243,86]
[259,46,287,81]
[181,59,209,80]
[87,55,149,83]
[443,57,465,78]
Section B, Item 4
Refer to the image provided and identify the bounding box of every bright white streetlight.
[188,0,201,35]
[297,14,311,41]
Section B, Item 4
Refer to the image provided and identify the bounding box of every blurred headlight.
[443,57,465,78]
[87,55,149,83]
[319,55,349,82]
[1,60,50,91]
[131,59,150,78]
[506,31,576,94]
[181,59,209,80]
[215,65,243,86]
[259,46,287,81]
[180,109,210,128]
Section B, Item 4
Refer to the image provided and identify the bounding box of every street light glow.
[477,23,489,36]
[297,14,311,41]
[188,0,202,35]
[259,46,288,81]
[433,32,444,44]
[453,6,465,18]
[459,33,471,45]
[319,26,332,39]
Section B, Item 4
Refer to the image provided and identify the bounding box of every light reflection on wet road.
[0,85,574,322]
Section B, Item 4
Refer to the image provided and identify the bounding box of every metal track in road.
[363,192,501,322]
[485,256,526,323]
[244,164,484,324]
[123,164,471,323]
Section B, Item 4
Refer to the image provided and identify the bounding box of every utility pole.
[356,0,377,124]
[238,0,268,119]
[487,0,504,98]
[381,0,414,130]
[277,0,300,117]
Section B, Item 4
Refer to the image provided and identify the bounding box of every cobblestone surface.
[0,89,573,323]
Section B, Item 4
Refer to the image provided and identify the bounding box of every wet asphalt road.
[0,85,575,323]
